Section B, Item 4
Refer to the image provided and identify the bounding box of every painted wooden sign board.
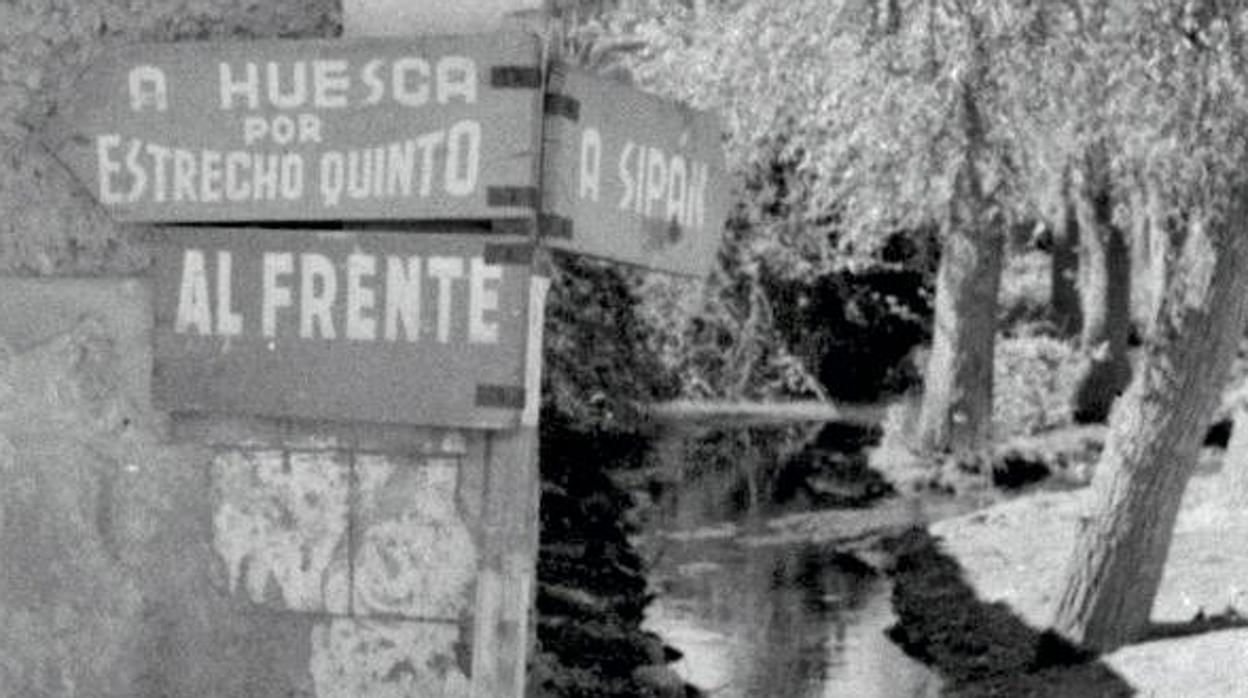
[47,33,544,222]
[542,65,729,278]
[149,227,535,428]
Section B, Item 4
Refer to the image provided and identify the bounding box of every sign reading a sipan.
[48,33,543,223]
[150,228,537,428]
[542,66,728,278]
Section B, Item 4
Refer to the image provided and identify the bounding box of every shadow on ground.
[882,528,1135,697]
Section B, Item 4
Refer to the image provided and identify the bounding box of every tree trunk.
[1052,204,1248,651]
[916,211,1003,455]
[1128,182,1153,337]
[1051,168,1082,338]
[1135,181,1171,341]
[915,27,1002,457]
[1070,155,1132,424]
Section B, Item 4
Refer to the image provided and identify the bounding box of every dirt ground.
[895,452,1248,697]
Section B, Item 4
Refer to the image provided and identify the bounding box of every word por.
[174,248,504,344]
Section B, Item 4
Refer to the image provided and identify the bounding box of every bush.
[993,336,1082,438]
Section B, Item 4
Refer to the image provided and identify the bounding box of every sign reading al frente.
[150,228,535,428]
[542,66,728,278]
[49,33,542,222]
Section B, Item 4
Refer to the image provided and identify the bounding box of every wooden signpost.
[148,228,537,428]
[51,20,727,698]
[542,65,728,277]
[47,33,544,222]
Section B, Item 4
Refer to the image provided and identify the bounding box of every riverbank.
[882,439,1248,697]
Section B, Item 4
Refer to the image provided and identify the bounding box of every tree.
[1052,1,1248,650]
[809,0,1037,457]
[912,6,1003,454]
[1050,167,1082,338]
[626,0,1085,456]
[1069,147,1132,423]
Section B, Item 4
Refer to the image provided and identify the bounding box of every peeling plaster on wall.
[0,287,159,696]
[212,449,351,613]
[310,619,470,698]
[354,457,478,619]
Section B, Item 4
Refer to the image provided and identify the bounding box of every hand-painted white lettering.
[644,146,667,217]
[299,253,337,339]
[266,61,307,110]
[145,143,172,202]
[173,249,503,345]
[427,256,465,344]
[224,151,250,200]
[415,131,445,196]
[346,148,374,200]
[436,56,477,104]
[666,155,687,225]
[362,59,385,105]
[261,252,294,338]
[345,253,377,341]
[611,138,710,230]
[298,113,323,144]
[128,65,168,112]
[392,57,431,107]
[200,150,223,202]
[686,159,709,229]
[468,257,501,344]
[579,128,601,203]
[175,249,212,334]
[617,141,635,212]
[320,152,345,206]
[216,251,243,336]
[173,148,197,202]
[383,255,421,342]
[444,120,480,197]
[312,60,350,108]
[219,62,261,110]
[279,155,303,200]
[633,145,647,214]
[217,56,478,111]
[96,125,479,208]
[96,135,124,204]
[122,138,147,202]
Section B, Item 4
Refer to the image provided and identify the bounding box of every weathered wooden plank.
[471,425,540,698]
[46,33,544,222]
[149,227,535,428]
[542,64,728,277]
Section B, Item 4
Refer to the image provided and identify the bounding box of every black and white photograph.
[1,0,1244,696]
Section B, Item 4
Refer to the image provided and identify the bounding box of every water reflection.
[638,420,943,697]
[643,534,941,697]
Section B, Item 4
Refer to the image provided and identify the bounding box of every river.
[637,426,944,698]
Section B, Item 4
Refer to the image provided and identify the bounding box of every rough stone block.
[353,456,478,620]
[310,618,470,698]
[213,449,351,614]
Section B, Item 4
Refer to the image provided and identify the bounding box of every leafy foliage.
[543,254,680,429]
[993,336,1082,438]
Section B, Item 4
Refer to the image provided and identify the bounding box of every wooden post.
[341,5,549,698]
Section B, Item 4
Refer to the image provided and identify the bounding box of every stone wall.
[0,278,501,696]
